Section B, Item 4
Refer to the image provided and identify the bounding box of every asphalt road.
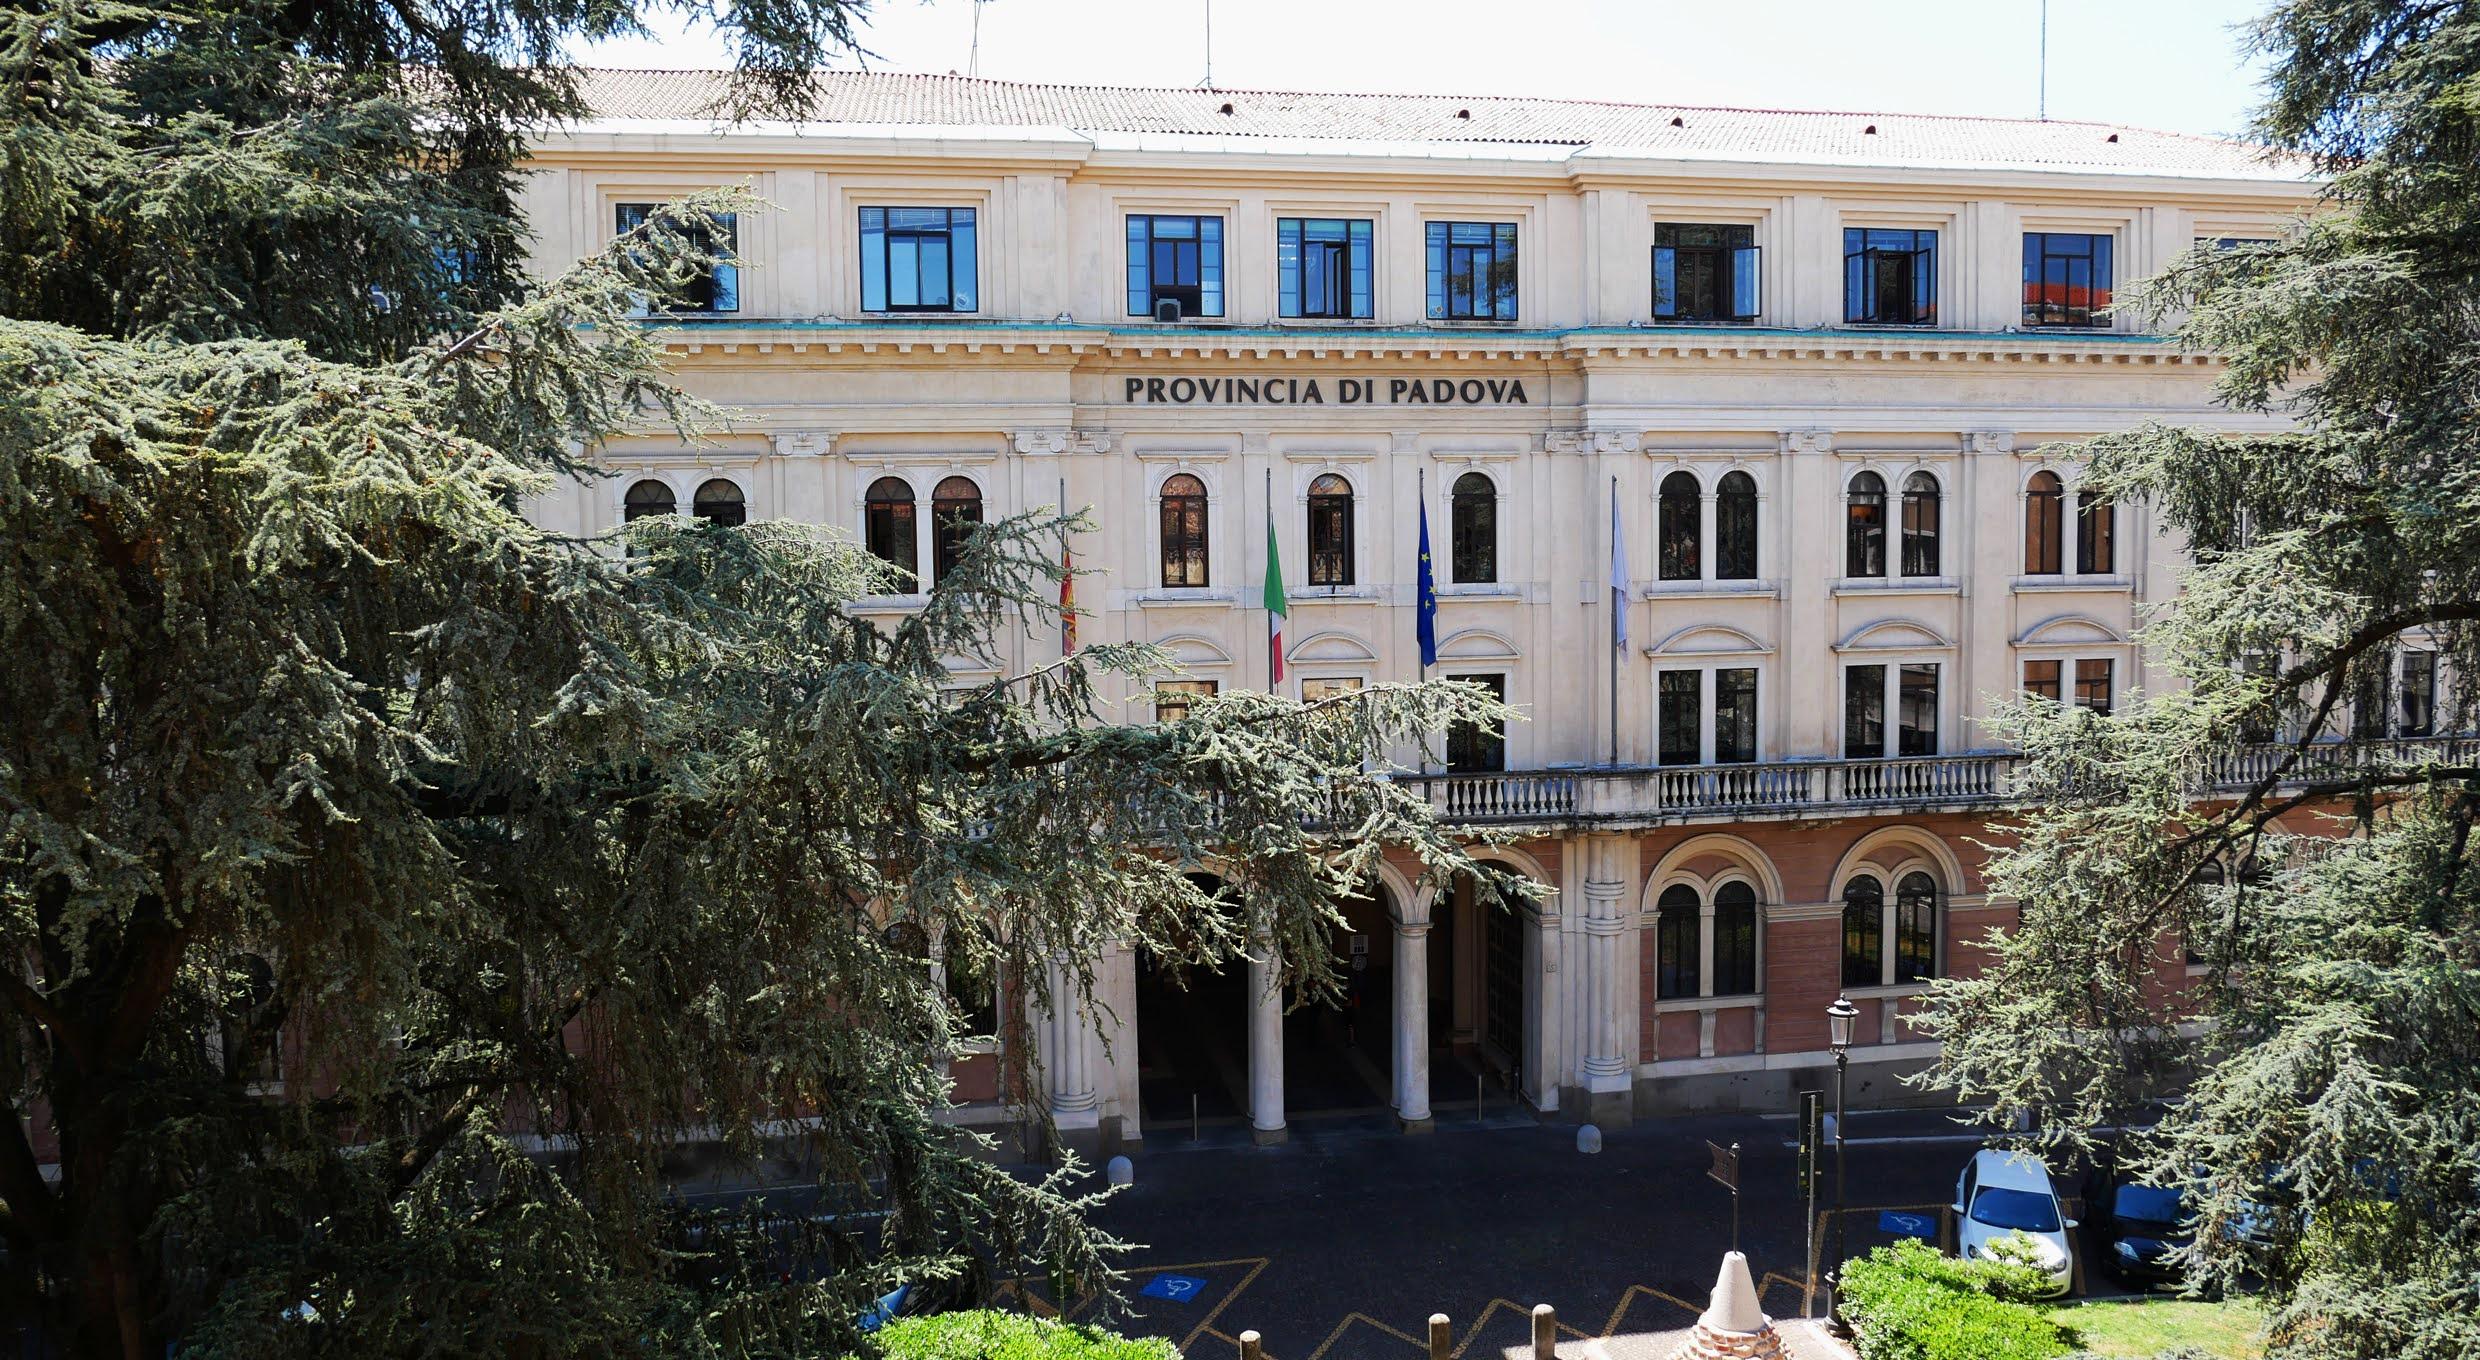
[1007,1107,2034,1360]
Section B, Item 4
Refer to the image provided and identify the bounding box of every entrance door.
[1482,888,1524,1070]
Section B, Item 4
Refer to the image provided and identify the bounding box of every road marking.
[1143,1273,1212,1302]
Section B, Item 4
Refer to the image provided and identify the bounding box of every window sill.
[1833,577,1960,596]
[1653,993,1765,1014]
[1840,320,1941,330]
[2012,575,2133,593]
[1643,579,1778,599]
[1422,317,1522,328]
[1651,318,1761,327]
[860,310,982,320]
[1840,982,1934,1001]
[1293,586,1383,604]
[1275,316,1384,326]
[850,594,930,614]
[1438,583,1522,600]
[1134,588,1235,607]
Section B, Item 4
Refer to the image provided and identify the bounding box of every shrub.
[1839,1240,2071,1360]
[877,1310,1182,1360]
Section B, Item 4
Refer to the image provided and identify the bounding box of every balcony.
[1393,736,2477,831]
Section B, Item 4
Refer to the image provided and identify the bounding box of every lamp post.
[1825,994,1860,1332]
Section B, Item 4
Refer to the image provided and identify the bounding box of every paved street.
[1004,1107,2034,1360]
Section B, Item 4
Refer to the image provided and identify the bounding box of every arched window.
[1307,472,1354,587]
[1160,473,1209,587]
[2024,471,2064,574]
[1450,471,1497,583]
[1715,471,1758,580]
[692,478,745,527]
[1845,471,1887,578]
[623,479,676,522]
[1658,471,1701,581]
[1900,471,1941,577]
[1713,880,1758,996]
[1841,874,1884,988]
[1895,872,1939,982]
[1656,883,1701,1000]
[864,476,919,589]
[2077,490,2115,575]
[931,475,983,584]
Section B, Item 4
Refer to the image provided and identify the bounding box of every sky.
[575,0,2277,138]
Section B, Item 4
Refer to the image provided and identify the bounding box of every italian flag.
[1264,510,1288,686]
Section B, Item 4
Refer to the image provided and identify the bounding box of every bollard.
[1106,1155,1134,1187]
[1239,1330,1262,1360]
[1192,1093,1200,1143]
[1531,1303,1555,1360]
[1427,1313,1451,1360]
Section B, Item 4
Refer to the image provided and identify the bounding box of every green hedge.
[877,1310,1182,1360]
[1839,1240,2071,1360]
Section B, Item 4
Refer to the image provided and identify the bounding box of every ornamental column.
[1042,953,1101,1139]
[1392,899,1433,1131]
[1246,925,1288,1144]
[1579,833,1636,1126]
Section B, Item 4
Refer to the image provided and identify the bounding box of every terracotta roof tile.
[572,69,2304,180]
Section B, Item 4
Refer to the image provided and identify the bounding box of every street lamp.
[1825,994,1860,1332]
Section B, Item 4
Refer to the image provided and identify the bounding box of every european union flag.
[1416,495,1439,668]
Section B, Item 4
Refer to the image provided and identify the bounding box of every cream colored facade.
[517,73,2326,1142]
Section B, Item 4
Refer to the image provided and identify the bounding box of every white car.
[1953,1148,2077,1297]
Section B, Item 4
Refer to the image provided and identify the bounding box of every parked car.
[1953,1148,2077,1297]
[2092,1180,2193,1287]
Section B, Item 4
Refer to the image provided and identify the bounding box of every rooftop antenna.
[2038,0,2048,120]
[1197,0,1213,89]
[968,0,989,77]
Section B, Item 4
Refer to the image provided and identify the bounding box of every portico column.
[1392,911,1433,1130]
[1042,953,1100,1134]
[1247,927,1288,1144]
[1579,833,1635,1125]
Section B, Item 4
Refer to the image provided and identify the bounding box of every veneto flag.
[1264,509,1289,685]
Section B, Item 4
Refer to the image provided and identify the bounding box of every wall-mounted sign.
[1122,376,1530,406]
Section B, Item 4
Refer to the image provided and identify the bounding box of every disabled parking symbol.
[1877,1211,1938,1239]
[1139,1273,1209,1303]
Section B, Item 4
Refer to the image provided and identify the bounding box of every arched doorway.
[1274,884,1396,1123]
[1433,862,1533,1111]
[1132,874,1251,1132]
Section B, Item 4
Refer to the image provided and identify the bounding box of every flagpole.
[1417,467,1426,684]
[1610,474,1620,768]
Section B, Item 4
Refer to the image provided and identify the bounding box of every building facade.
[517,72,2350,1143]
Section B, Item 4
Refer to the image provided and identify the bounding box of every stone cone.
[1666,1252,1787,1360]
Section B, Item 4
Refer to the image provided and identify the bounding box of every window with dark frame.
[1716,667,1758,763]
[930,475,982,583]
[1126,215,1225,317]
[860,207,977,313]
[863,476,919,588]
[2239,649,2281,742]
[1901,471,1941,577]
[1159,473,1210,587]
[1844,227,1937,325]
[1846,471,1888,578]
[624,479,675,522]
[1656,884,1701,1000]
[1842,875,1884,988]
[2403,650,2438,737]
[2025,471,2065,573]
[1655,222,1760,322]
[615,203,739,313]
[1153,679,1218,724]
[1845,664,1886,758]
[2024,659,2063,703]
[692,478,746,526]
[2075,658,2114,715]
[1445,673,1508,772]
[1278,217,1373,319]
[1658,670,1702,766]
[1898,664,1939,755]
[1450,471,1497,583]
[1894,871,1938,983]
[1425,221,1519,321]
[1658,471,1701,580]
[2023,231,2114,327]
[2077,491,2116,574]
[1306,473,1355,587]
[1712,881,1758,995]
[1715,471,1759,579]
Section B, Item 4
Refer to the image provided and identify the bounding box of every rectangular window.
[1898,664,1939,755]
[1843,227,1937,325]
[1844,665,1886,759]
[1658,671,1702,766]
[1654,223,1760,322]
[1153,679,1218,724]
[1301,676,1364,701]
[2023,231,2114,327]
[860,207,977,313]
[2075,659,2114,715]
[1712,899,1757,996]
[1425,221,1518,321]
[1445,673,1507,772]
[1278,218,1373,319]
[2024,659,2062,704]
[1656,906,1699,1001]
[615,203,739,313]
[1127,215,1224,318]
[1715,668,1758,764]
[2403,651,2437,737]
